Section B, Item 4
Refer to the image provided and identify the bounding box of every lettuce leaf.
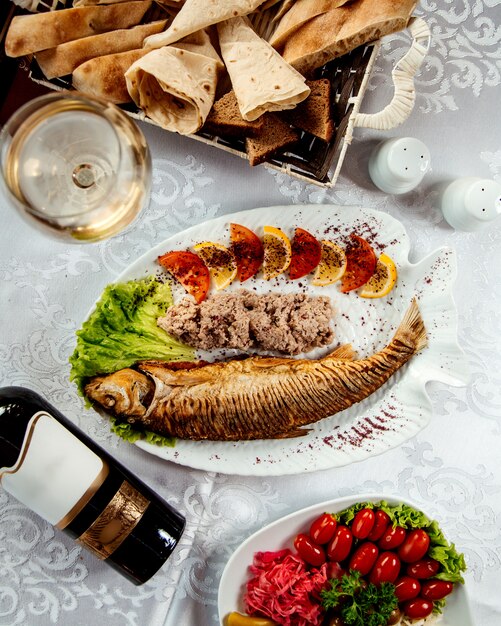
[334,500,466,584]
[110,418,175,447]
[70,276,195,395]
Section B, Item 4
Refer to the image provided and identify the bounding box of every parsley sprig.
[320,570,398,626]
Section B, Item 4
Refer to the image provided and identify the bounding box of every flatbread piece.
[5,1,152,57]
[217,16,310,121]
[36,20,167,79]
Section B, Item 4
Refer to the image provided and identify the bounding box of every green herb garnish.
[321,570,398,626]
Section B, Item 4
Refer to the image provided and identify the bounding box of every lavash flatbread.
[217,16,310,121]
[269,0,352,49]
[36,20,167,79]
[282,0,417,74]
[73,49,149,104]
[125,30,223,134]
[5,1,152,58]
[143,0,266,49]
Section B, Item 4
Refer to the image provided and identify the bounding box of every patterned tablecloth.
[1,2,500,625]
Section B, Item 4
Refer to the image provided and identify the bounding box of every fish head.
[85,369,154,419]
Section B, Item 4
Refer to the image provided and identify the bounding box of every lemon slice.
[359,253,398,298]
[312,240,347,286]
[262,225,292,280]
[193,241,237,290]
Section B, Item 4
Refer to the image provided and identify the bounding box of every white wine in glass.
[0,92,151,242]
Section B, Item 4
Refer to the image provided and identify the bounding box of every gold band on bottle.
[77,480,150,560]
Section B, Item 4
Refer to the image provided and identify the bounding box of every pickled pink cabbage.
[244,549,328,626]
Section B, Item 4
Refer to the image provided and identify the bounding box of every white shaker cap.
[441,177,501,231]
[369,137,431,194]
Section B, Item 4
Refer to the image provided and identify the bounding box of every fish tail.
[393,298,428,353]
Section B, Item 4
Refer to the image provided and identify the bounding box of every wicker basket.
[17,0,430,188]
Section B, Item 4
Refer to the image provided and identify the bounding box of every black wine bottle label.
[0,411,108,529]
[77,480,150,560]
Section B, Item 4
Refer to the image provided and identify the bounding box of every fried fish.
[85,299,427,441]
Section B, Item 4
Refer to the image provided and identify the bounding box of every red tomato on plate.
[309,513,337,545]
[398,529,430,563]
[158,250,210,304]
[367,510,390,541]
[229,223,264,282]
[327,526,353,562]
[351,508,376,539]
[403,598,434,619]
[406,558,440,579]
[289,228,322,280]
[294,533,326,567]
[348,542,379,576]
[394,576,421,602]
[369,551,401,585]
[378,525,407,550]
[340,234,377,293]
[421,580,454,600]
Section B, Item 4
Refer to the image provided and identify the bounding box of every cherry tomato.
[369,551,401,585]
[309,513,337,545]
[378,525,406,550]
[367,510,391,542]
[289,228,322,280]
[351,508,376,539]
[326,561,346,580]
[421,580,454,600]
[403,598,434,619]
[394,576,421,602]
[327,526,353,562]
[158,250,210,304]
[398,529,431,563]
[406,558,440,579]
[340,234,377,293]
[229,223,264,282]
[349,542,379,576]
[294,533,326,567]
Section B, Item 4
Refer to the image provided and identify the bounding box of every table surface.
[1,2,501,625]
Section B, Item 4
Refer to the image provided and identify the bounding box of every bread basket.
[9,0,431,188]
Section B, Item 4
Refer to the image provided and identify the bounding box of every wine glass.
[0,91,151,242]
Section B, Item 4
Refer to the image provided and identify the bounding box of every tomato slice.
[229,223,264,282]
[158,250,210,304]
[340,234,377,293]
[289,227,322,280]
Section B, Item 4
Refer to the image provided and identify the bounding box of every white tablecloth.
[1,2,501,625]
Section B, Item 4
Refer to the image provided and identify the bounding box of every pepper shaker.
[368,137,431,194]
[440,177,501,231]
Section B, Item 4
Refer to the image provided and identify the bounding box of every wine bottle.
[0,386,185,585]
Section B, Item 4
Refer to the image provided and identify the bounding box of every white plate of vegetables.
[218,494,472,626]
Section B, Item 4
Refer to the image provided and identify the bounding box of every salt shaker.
[369,137,431,194]
[440,177,501,231]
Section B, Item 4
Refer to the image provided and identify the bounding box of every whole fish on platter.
[85,299,427,441]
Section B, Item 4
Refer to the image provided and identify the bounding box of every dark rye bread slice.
[281,78,334,141]
[202,90,264,138]
[245,114,300,166]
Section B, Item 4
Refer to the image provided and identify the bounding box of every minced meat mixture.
[157,289,334,355]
